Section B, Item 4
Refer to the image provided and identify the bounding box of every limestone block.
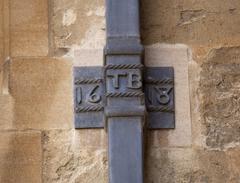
[74,48,103,66]
[1,58,10,95]
[194,46,240,150]
[145,148,193,182]
[73,129,107,149]
[9,58,73,129]
[0,0,3,64]
[146,147,240,182]
[51,0,105,55]
[141,0,240,46]
[2,0,10,59]
[145,44,192,148]
[0,60,13,129]
[0,71,2,93]
[0,44,3,66]
[0,131,42,183]
[10,0,48,56]
[190,149,240,183]
[43,130,107,183]
[0,95,14,129]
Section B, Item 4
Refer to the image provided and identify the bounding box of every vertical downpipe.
[105,0,144,183]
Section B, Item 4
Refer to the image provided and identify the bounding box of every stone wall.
[141,0,240,182]
[0,0,240,182]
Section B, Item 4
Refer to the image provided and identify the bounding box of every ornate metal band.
[105,64,144,70]
[106,91,144,97]
[75,105,104,113]
[145,78,173,85]
[73,66,175,129]
[144,67,175,129]
[147,105,174,112]
[75,78,102,85]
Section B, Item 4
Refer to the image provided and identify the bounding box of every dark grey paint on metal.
[105,57,144,183]
[73,67,175,129]
[73,67,104,128]
[108,118,143,183]
[105,0,142,56]
[105,106,145,117]
[106,0,140,38]
[105,0,144,182]
[73,0,176,182]
[144,67,175,129]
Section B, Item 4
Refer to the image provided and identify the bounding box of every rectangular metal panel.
[144,67,175,129]
[73,66,175,129]
[73,67,104,128]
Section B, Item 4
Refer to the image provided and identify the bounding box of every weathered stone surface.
[0,47,3,67]
[190,149,240,183]
[0,60,13,129]
[51,0,105,56]
[145,44,192,148]
[0,1,3,64]
[146,148,240,183]
[145,148,193,183]
[196,46,240,149]
[10,0,48,56]
[74,49,103,66]
[43,130,107,183]
[0,95,14,129]
[141,0,240,46]
[9,58,73,129]
[0,131,42,183]
[0,0,10,63]
[1,0,10,62]
[0,58,10,95]
[0,71,2,93]
[226,149,240,182]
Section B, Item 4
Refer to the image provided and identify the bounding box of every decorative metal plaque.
[144,67,175,129]
[73,66,175,129]
[73,67,104,128]
[105,63,144,98]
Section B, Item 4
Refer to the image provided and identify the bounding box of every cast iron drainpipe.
[74,0,174,181]
[105,0,144,182]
